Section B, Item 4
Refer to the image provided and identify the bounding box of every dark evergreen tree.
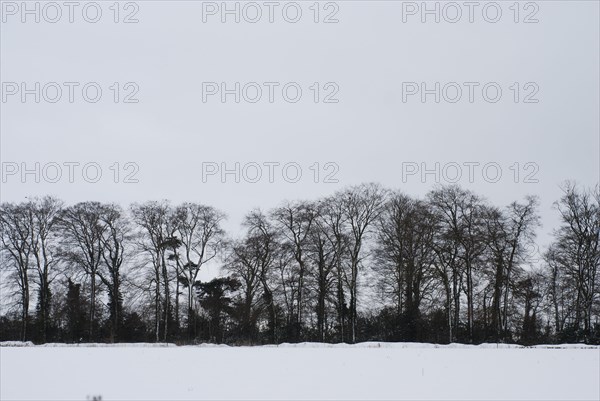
[195,277,239,342]
[65,279,85,343]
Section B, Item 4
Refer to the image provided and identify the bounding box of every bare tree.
[429,186,486,342]
[338,183,387,343]
[0,202,33,340]
[546,182,600,340]
[59,202,106,340]
[271,200,315,340]
[484,196,540,341]
[317,195,350,342]
[375,192,437,340]
[97,203,130,341]
[174,202,226,339]
[225,210,279,342]
[130,201,173,342]
[26,196,63,342]
[307,199,345,342]
[225,237,263,341]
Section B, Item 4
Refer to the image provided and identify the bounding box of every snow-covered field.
[1,342,599,401]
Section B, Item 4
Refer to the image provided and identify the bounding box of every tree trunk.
[161,254,170,341]
[22,277,29,341]
[155,268,161,342]
[89,272,96,341]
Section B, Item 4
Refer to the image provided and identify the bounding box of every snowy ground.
[1,342,599,401]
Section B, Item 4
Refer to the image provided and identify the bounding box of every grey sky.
[1,0,599,275]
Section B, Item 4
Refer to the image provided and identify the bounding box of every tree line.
[1,182,599,345]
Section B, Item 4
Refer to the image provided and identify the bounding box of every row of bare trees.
[1,182,599,344]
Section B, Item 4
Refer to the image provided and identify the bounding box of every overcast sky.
[1,1,599,279]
